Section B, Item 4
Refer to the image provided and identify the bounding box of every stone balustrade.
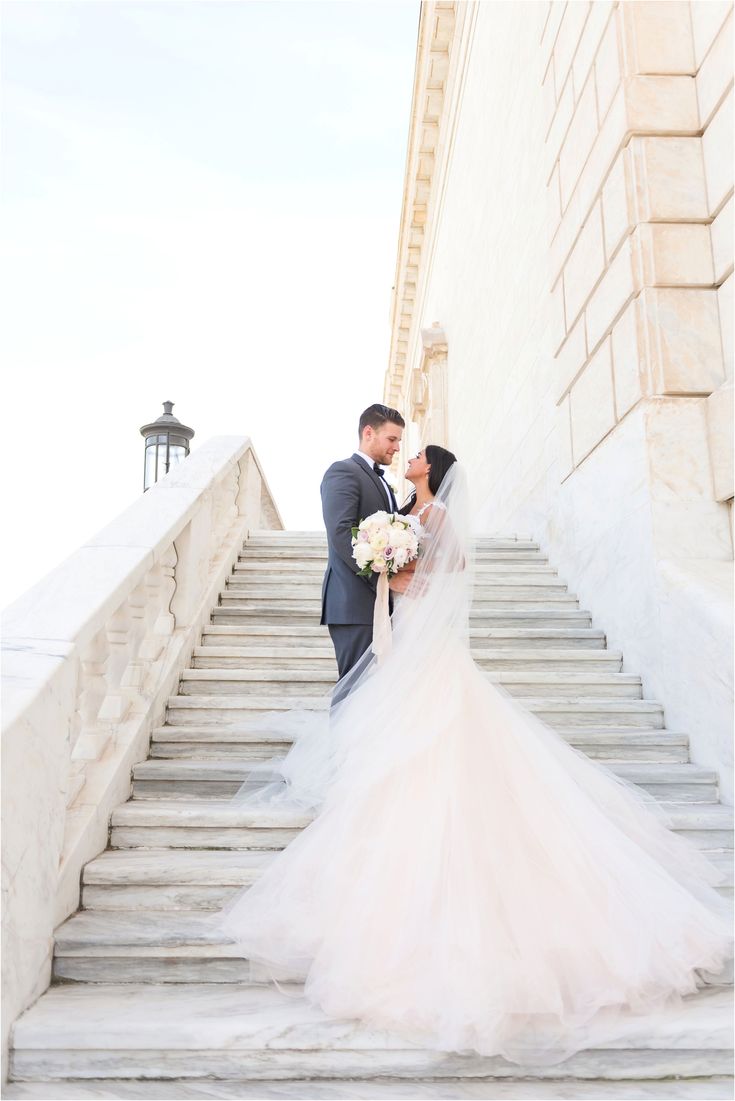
[1,436,282,1079]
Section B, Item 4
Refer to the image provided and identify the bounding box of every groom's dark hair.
[358,404,405,437]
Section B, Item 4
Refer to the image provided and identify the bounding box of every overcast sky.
[0,0,418,608]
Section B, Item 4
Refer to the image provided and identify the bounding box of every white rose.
[354,544,373,569]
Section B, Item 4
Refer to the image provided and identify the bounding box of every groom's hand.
[388,559,418,594]
[388,572,412,594]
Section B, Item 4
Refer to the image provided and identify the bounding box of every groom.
[320,404,405,685]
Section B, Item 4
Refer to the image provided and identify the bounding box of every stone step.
[235,559,331,574]
[191,646,623,672]
[226,575,570,592]
[176,668,643,700]
[150,726,691,763]
[129,760,719,804]
[244,530,532,540]
[10,983,733,1081]
[83,848,271,885]
[164,695,664,728]
[79,850,272,912]
[53,888,734,987]
[74,846,734,915]
[210,608,595,628]
[110,800,312,850]
[109,800,733,852]
[242,533,326,542]
[243,534,539,549]
[203,624,331,644]
[6,1079,735,1100]
[232,560,561,576]
[227,585,576,601]
[239,546,330,559]
[200,624,609,649]
[238,549,551,563]
[218,590,580,607]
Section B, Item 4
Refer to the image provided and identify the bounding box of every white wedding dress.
[216,466,732,1066]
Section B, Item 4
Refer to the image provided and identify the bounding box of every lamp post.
[139,402,195,492]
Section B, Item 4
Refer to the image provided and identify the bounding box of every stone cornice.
[384,1,457,409]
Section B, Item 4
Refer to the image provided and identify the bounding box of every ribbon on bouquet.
[371,571,392,662]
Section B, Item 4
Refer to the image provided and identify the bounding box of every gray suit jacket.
[320,454,398,626]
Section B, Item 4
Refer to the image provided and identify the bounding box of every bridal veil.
[215,463,732,1065]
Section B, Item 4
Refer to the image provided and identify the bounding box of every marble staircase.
[8,531,734,1092]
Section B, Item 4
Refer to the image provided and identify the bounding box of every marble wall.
[1,438,283,1081]
[386,1,733,798]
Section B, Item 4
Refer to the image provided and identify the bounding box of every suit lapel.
[351,454,396,512]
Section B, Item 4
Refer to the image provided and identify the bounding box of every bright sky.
[0,0,418,609]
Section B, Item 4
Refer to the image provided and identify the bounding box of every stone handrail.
[1,436,283,1078]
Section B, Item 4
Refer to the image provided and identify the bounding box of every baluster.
[69,630,110,803]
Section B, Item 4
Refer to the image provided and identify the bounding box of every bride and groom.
[318,403,457,688]
[217,403,732,1065]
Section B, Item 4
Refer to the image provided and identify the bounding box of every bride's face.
[405,449,431,484]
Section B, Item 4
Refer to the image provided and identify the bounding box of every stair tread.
[152,723,685,735]
[193,642,620,651]
[6,1078,734,1099]
[168,695,662,706]
[84,849,273,884]
[224,582,571,592]
[11,983,733,1053]
[201,625,607,637]
[214,608,592,616]
[79,847,734,892]
[151,726,689,746]
[132,760,717,782]
[111,799,734,829]
[180,669,640,683]
[56,909,231,949]
[56,871,735,950]
[220,594,580,602]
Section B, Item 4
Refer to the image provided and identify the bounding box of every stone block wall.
[385,0,733,799]
[550,1,732,529]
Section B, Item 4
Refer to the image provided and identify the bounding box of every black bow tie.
[373,462,385,478]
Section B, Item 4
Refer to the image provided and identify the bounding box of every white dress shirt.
[356,450,394,508]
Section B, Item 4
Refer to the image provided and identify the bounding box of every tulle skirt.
[217,640,732,1066]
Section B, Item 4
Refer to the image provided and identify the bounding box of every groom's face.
[362,421,403,465]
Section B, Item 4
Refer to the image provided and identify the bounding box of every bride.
[216,446,732,1066]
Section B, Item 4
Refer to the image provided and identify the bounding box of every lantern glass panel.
[144,444,157,490]
[169,444,187,467]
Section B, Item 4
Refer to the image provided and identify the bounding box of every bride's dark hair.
[398,444,458,514]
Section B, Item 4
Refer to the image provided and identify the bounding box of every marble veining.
[11,984,733,1053]
[3,1076,735,1099]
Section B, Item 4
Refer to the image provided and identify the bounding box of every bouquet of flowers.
[351,510,421,579]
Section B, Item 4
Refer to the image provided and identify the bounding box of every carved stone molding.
[416,323,449,446]
[384,2,458,410]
